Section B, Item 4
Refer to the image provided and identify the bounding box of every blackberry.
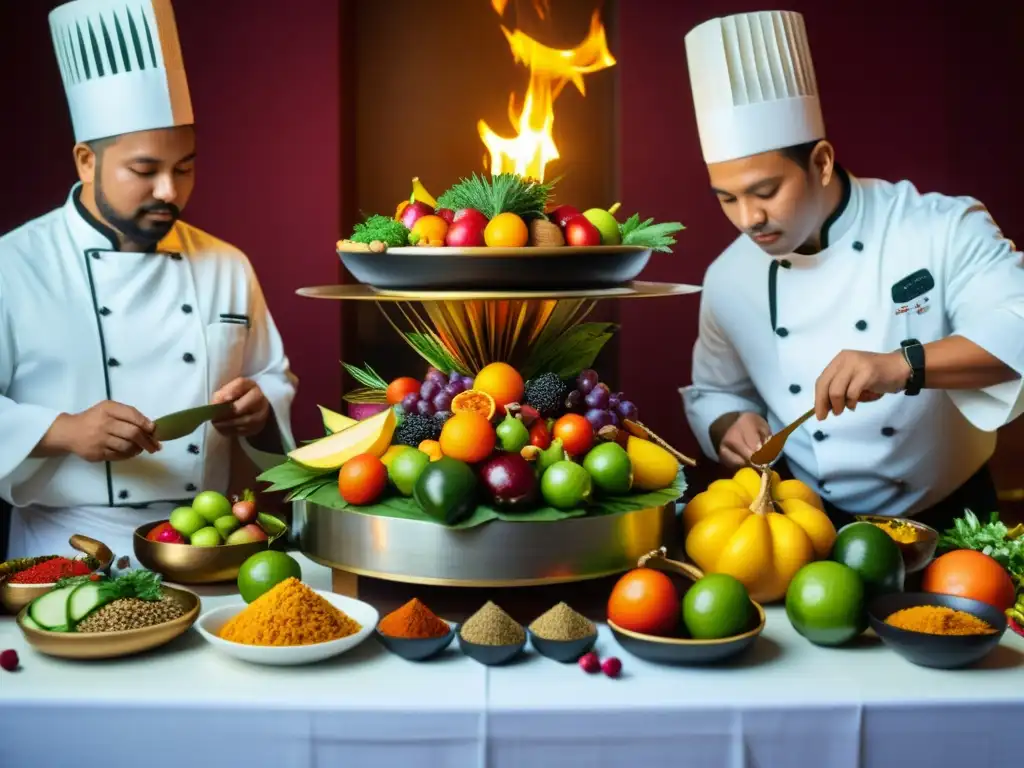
[393,414,442,447]
[523,372,568,417]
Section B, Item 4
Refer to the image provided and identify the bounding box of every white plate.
[194,590,378,666]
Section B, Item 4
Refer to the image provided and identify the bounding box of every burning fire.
[480,1,616,182]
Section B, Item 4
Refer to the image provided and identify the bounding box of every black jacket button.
[118,489,129,500]
[183,353,195,363]
[853,241,864,251]
[776,327,789,338]
[181,304,193,314]
[99,307,112,317]
[188,443,200,454]
[779,259,792,269]
[881,426,897,437]
[170,253,183,261]
[107,357,120,367]
[813,430,827,441]
[855,320,867,331]
[185,483,197,492]
[789,384,801,394]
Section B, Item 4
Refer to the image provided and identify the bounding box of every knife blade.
[152,403,235,441]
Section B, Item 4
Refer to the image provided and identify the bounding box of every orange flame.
[481,3,615,182]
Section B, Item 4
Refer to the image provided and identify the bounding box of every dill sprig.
[436,173,555,220]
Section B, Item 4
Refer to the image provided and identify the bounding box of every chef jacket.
[681,170,1024,518]
[0,184,297,559]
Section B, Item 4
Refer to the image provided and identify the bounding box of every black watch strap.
[900,339,925,396]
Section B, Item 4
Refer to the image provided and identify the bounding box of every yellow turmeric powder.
[219,577,361,646]
[885,605,996,636]
[870,519,920,544]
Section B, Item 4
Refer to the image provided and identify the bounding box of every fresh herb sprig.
[938,510,1024,590]
[619,214,686,253]
[55,569,165,602]
[349,215,409,247]
[436,172,555,220]
[342,362,389,391]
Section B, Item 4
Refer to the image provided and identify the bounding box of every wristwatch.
[900,339,925,396]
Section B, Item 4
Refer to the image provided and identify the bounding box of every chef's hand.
[718,412,772,470]
[211,377,270,437]
[814,350,910,420]
[59,401,161,461]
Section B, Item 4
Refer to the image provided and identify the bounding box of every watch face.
[891,268,935,304]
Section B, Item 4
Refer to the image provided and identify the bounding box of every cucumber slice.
[68,581,114,624]
[28,585,76,630]
[20,615,41,631]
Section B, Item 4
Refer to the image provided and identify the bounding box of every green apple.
[189,526,223,547]
[169,506,205,538]
[214,515,241,539]
[582,208,621,245]
[192,490,232,524]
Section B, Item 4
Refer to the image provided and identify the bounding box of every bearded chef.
[679,10,1024,530]
[0,0,297,560]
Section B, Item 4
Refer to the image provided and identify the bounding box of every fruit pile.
[259,362,686,528]
[339,173,684,252]
[146,490,285,547]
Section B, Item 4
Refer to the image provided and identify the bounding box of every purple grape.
[426,370,447,387]
[449,370,462,384]
[420,380,441,400]
[609,411,621,426]
[426,366,442,378]
[577,369,599,395]
[585,408,613,431]
[416,399,436,416]
[461,376,474,390]
[617,400,638,420]
[445,380,466,396]
[401,393,420,411]
[565,389,584,412]
[433,392,453,412]
[608,394,621,410]
[434,409,453,422]
[585,387,609,410]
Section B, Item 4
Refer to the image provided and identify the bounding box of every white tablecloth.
[1,555,1021,768]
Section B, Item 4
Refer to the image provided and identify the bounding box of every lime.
[380,445,410,469]
[540,460,593,509]
[389,447,430,496]
[682,573,751,639]
[831,522,905,598]
[582,442,633,494]
[785,561,867,646]
[237,551,302,604]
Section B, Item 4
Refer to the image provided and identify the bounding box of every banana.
[411,177,438,208]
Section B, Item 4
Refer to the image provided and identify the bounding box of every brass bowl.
[854,515,939,574]
[133,520,286,584]
[1,535,114,615]
[17,585,200,660]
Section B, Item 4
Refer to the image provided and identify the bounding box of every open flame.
[480,1,616,182]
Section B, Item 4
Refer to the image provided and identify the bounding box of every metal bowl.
[854,515,939,573]
[17,585,200,660]
[1,535,114,614]
[133,520,286,585]
[338,244,653,291]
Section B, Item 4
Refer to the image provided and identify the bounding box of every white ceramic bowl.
[195,591,378,666]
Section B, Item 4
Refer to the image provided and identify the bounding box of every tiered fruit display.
[148,490,286,547]
[338,173,685,252]
[258,363,685,529]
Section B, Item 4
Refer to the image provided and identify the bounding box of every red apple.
[225,523,268,546]
[232,499,258,525]
[564,216,601,246]
[548,205,581,229]
[399,201,435,230]
[445,217,487,247]
[148,522,186,544]
[436,208,455,225]
[453,208,489,229]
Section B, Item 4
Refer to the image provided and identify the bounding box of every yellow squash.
[682,467,836,603]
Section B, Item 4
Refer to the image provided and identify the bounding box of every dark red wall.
[0,1,343,443]
[617,0,1023,474]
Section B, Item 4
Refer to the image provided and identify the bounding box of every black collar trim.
[72,186,121,251]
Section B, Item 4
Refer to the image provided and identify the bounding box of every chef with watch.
[679,10,1024,530]
[0,0,297,559]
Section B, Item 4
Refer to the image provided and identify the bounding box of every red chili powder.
[10,558,92,584]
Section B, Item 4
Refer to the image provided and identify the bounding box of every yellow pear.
[625,436,679,491]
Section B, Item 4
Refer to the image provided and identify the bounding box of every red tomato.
[529,420,551,449]
[921,549,1016,612]
[552,414,594,457]
[338,454,388,505]
[607,568,680,636]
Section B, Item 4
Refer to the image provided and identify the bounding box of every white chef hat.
[684,10,825,165]
[48,0,194,144]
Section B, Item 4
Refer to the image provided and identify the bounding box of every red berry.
[0,649,19,672]
[578,651,600,673]
[601,657,622,678]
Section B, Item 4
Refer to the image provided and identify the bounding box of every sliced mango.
[317,405,357,434]
[289,408,396,470]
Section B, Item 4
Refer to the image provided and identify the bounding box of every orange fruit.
[338,454,388,505]
[386,376,421,405]
[451,389,496,420]
[418,439,443,461]
[552,413,594,457]
[484,212,528,247]
[472,362,524,416]
[394,200,409,220]
[410,215,448,246]
[439,412,496,463]
[921,549,1016,612]
[607,568,681,636]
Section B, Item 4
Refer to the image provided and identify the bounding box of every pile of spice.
[529,602,596,641]
[869,519,921,545]
[77,595,185,633]
[219,577,361,646]
[885,605,997,636]
[9,557,93,584]
[378,598,450,639]
[460,601,525,646]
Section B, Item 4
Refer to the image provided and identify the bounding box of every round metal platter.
[296,280,701,302]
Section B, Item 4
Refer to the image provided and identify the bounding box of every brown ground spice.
[76,596,184,633]
[529,602,595,641]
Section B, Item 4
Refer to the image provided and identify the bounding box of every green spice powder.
[460,601,525,646]
[529,602,596,641]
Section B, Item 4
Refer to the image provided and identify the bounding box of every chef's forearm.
[907,335,1020,390]
[29,413,73,458]
[709,412,742,454]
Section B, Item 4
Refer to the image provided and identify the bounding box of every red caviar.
[10,557,92,584]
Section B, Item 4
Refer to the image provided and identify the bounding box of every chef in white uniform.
[679,10,1024,529]
[0,0,297,559]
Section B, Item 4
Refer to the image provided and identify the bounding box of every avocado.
[831,522,905,598]
[412,457,478,526]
